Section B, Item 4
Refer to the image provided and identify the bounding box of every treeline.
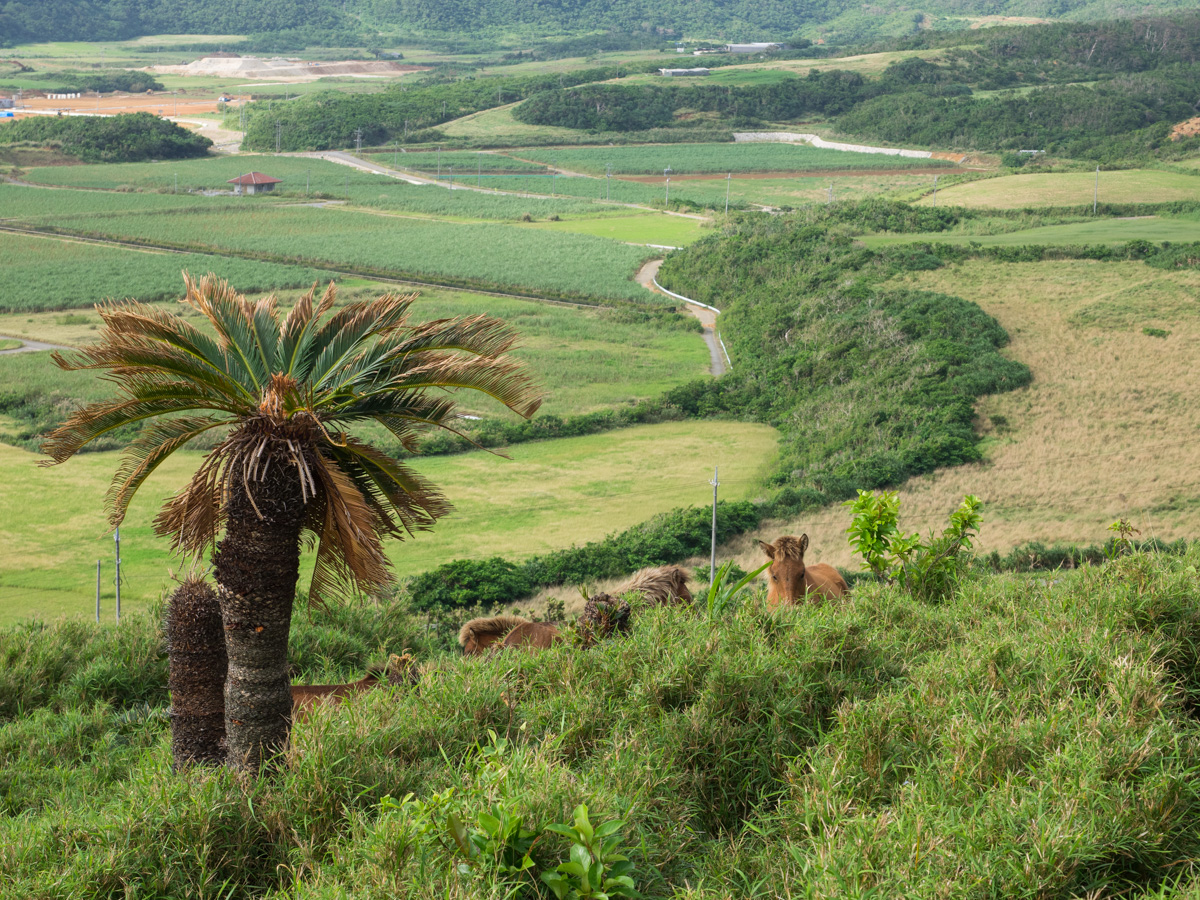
[0,113,211,162]
[514,69,872,131]
[0,0,348,45]
[242,65,658,152]
[28,70,165,94]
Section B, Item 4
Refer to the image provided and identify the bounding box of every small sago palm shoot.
[42,274,542,771]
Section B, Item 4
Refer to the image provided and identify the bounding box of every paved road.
[636,259,727,377]
[0,336,73,355]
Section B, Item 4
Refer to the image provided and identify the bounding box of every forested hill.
[0,0,348,44]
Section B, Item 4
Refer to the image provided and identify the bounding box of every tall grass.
[1,549,1199,897]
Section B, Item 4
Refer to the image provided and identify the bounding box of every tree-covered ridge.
[0,113,212,163]
[0,0,348,45]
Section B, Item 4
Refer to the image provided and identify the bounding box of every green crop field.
[516,143,957,175]
[0,420,777,624]
[917,170,1200,208]
[860,214,1200,249]
[438,103,587,143]
[520,211,708,245]
[0,231,332,312]
[0,184,237,220]
[367,150,547,175]
[18,201,656,302]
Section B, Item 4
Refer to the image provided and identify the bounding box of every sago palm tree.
[42,274,542,770]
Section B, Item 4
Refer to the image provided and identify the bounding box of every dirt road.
[636,259,727,377]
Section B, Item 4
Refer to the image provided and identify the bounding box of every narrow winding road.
[0,337,73,356]
[636,259,727,377]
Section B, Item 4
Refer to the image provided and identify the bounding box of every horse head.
[759,534,810,606]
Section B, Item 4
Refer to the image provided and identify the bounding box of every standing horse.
[759,535,848,607]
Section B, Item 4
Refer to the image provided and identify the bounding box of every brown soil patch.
[19,94,234,116]
[619,168,966,182]
[1171,116,1200,140]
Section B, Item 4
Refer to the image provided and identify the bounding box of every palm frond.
[180,273,270,389]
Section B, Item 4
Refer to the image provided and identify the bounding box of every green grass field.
[438,103,587,143]
[516,143,956,175]
[0,420,776,624]
[859,214,1200,249]
[0,231,332,312]
[917,169,1200,208]
[17,200,656,302]
[519,212,708,245]
[0,339,21,351]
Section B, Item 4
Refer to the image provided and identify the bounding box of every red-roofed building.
[228,172,283,195]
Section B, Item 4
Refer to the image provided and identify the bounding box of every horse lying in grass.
[290,653,419,717]
[759,534,848,607]
[458,594,633,656]
[618,564,692,606]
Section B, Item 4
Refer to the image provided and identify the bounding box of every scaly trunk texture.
[166,576,227,768]
[215,457,307,772]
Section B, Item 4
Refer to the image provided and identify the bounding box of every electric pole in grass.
[437,145,441,179]
[932,174,938,207]
[275,123,282,154]
[709,467,720,584]
[725,173,731,214]
[354,128,363,155]
[95,560,101,623]
[113,528,121,624]
[1094,165,1099,215]
[827,180,834,205]
[664,166,672,205]
[606,163,612,201]
[477,152,481,187]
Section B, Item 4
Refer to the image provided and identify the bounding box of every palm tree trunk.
[166,576,226,768]
[214,459,307,772]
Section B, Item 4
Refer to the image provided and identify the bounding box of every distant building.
[228,172,283,195]
[0,98,12,109]
[659,68,710,77]
[726,42,787,53]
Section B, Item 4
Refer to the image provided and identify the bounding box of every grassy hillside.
[2,545,1200,897]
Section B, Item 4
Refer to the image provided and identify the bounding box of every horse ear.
[759,540,775,560]
[799,534,809,555]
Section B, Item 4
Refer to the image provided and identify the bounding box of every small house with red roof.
[228,172,282,195]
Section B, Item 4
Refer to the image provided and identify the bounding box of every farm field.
[917,169,1200,208]
[15,201,658,302]
[721,256,1200,574]
[519,211,708,245]
[859,214,1200,248]
[0,183,236,219]
[0,282,710,433]
[0,420,777,624]
[515,143,958,175]
[437,103,588,143]
[0,231,332,312]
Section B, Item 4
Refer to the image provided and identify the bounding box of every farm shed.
[228,172,283,195]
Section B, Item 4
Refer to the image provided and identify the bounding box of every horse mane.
[458,615,530,650]
[616,565,692,606]
[773,536,808,561]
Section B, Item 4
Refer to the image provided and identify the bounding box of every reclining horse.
[290,653,419,717]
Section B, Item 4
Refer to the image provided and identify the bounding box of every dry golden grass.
[713,257,1200,576]
[918,170,1200,208]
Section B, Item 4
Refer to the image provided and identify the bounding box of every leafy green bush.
[845,490,982,602]
[407,557,534,610]
[0,113,211,163]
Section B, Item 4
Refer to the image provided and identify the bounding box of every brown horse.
[290,653,418,717]
[459,615,563,655]
[759,535,848,607]
[616,565,692,606]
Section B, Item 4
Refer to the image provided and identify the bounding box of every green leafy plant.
[844,491,982,602]
[1106,519,1142,560]
[447,804,538,880]
[703,560,770,620]
[542,804,639,900]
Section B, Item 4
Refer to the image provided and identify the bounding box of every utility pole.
[96,560,101,623]
[725,172,731,214]
[354,128,363,154]
[174,173,177,194]
[664,166,672,205]
[552,157,557,194]
[448,165,453,189]
[1094,165,1099,215]
[275,122,282,154]
[932,174,938,207]
[113,528,121,624]
[345,175,349,199]
[606,163,612,201]
[437,145,441,179]
[477,152,481,187]
[709,467,720,584]
[827,179,833,205]
[306,169,310,195]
